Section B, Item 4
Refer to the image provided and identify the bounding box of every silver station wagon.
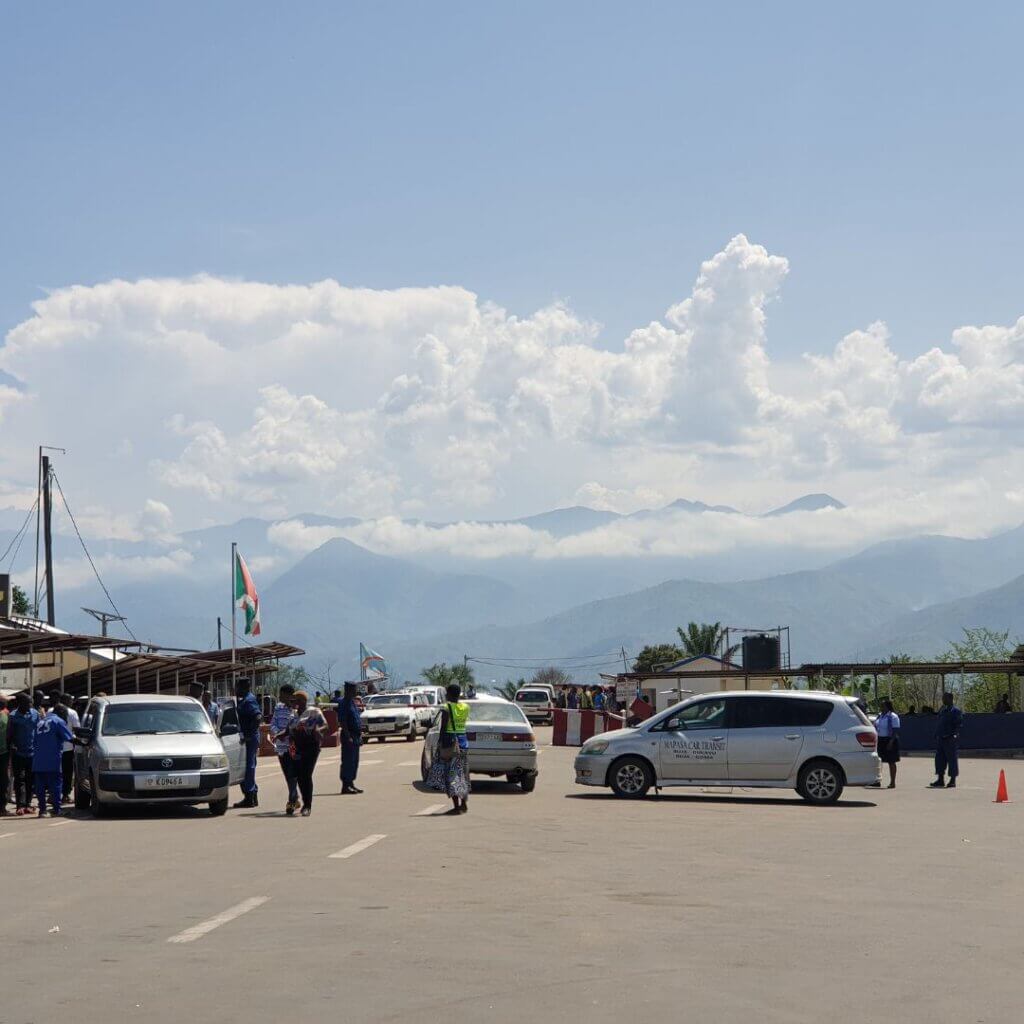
[574,691,880,804]
[73,694,243,816]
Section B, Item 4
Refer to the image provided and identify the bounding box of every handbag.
[438,704,458,761]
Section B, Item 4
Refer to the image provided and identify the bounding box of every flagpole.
[230,541,237,687]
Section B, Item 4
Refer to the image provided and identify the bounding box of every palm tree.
[421,662,476,692]
[676,622,738,661]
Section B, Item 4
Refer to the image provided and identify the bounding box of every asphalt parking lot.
[2,730,1022,1024]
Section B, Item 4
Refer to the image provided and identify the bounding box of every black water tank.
[742,633,781,671]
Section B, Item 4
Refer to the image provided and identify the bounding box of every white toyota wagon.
[574,691,879,805]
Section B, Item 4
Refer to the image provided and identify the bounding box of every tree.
[530,666,573,689]
[421,662,476,691]
[677,621,741,660]
[496,678,527,701]
[12,584,29,615]
[944,627,1017,712]
[633,643,685,674]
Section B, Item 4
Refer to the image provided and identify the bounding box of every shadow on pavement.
[564,792,877,808]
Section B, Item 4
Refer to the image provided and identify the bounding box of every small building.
[625,654,784,712]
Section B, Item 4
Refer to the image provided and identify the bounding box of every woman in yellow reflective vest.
[426,683,471,814]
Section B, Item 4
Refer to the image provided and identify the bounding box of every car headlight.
[202,754,228,770]
[581,740,609,756]
[100,757,132,771]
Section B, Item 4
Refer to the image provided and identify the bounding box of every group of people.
[231,679,365,817]
[0,690,82,817]
[868,691,965,790]
[234,678,471,817]
[557,685,618,712]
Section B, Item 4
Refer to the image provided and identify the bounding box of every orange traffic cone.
[994,769,1010,803]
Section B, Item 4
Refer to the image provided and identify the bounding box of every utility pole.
[82,607,126,638]
[217,616,223,649]
[41,455,55,625]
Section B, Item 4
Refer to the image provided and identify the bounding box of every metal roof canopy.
[56,641,306,696]
[0,625,140,658]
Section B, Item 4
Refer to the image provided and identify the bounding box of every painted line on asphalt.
[0,832,15,840]
[413,804,448,816]
[398,760,420,767]
[48,819,70,828]
[360,759,384,766]
[167,896,271,944]
[329,834,387,859]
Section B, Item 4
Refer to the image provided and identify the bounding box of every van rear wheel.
[797,760,844,805]
[609,756,653,799]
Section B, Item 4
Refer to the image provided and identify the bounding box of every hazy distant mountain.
[262,537,524,670]
[824,525,1024,610]
[762,493,845,516]
[389,566,905,677]
[855,573,1024,658]
[505,506,621,537]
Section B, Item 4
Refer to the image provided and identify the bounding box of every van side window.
[732,697,832,729]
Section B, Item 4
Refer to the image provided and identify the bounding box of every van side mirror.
[220,722,239,737]
[73,726,93,744]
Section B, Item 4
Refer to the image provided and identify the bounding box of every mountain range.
[5,492,1024,684]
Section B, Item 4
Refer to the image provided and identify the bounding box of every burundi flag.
[234,550,262,637]
[360,642,387,681]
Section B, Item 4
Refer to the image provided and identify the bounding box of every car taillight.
[503,732,534,742]
[856,731,876,749]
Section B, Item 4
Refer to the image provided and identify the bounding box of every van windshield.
[100,704,213,736]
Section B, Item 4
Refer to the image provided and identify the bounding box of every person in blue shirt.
[33,708,73,817]
[338,682,363,795]
[930,691,964,789]
[8,694,40,815]
[232,679,263,809]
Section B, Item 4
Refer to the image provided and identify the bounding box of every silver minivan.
[73,694,244,816]
[573,691,880,804]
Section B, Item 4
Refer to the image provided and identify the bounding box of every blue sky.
[2,2,1024,547]
[3,2,1022,359]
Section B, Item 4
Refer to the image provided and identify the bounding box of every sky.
[2,2,1024,558]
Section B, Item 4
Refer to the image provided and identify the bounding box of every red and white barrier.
[552,709,625,746]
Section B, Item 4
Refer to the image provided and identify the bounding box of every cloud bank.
[2,234,1023,548]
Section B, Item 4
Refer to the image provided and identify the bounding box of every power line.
[467,652,623,664]
[2,497,39,571]
[50,469,139,643]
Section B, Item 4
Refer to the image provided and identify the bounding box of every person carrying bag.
[427,686,471,813]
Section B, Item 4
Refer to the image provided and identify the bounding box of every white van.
[573,691,880,805]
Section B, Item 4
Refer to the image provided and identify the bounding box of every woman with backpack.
[288,691,328,816]
[426,684,471,814]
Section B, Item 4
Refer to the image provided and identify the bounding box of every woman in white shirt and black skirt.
[875,699,901,789]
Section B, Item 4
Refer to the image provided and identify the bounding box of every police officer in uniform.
[930,691,963,789]
[233,678,263,808]
[338,682,363,795]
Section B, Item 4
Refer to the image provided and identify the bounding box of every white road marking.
[329,834,387,859]
[0,832,15,840]
[48,819,70,828]
[167,896,271,944]
[413,804,448,816]
[360,759,384,766]
[398,760,420,767]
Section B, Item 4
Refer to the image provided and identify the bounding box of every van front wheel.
[609,756,653,799]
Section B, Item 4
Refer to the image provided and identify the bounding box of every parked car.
[403,685,446,708]
[514,687,555,723]
[73,694,241,816]
[573,691,879,805]
[361,692,430,742]
[421,695,538,791]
